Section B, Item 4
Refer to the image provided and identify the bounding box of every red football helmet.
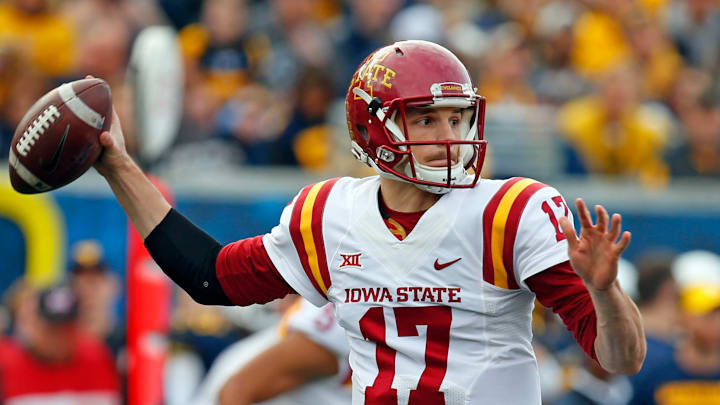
[345,40,487,194]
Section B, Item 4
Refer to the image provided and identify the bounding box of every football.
[8,78,112,194]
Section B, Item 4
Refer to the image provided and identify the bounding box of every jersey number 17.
[359,306,454,405]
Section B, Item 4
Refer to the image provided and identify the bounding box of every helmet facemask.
[352,85,487,194]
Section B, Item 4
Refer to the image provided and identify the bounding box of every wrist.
[103,154,138,180]
[586,279,632,318]
[586,278,619,293]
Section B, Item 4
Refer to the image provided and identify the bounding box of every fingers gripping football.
[84,75,130,178]
[558,198,632,291]
[94,107,129,178]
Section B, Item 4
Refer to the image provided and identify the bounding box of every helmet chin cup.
[405,160,467,195]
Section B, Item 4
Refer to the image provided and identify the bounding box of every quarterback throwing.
[93,40,645,404]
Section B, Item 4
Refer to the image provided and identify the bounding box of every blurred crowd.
[0,240,123,404]
[0,0,719,186]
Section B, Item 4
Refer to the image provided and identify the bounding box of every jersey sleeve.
[262,178,341,307]
[480,178,572,290]
[514,185,573,287]
[216,235,295,306]
[526,261,598,361]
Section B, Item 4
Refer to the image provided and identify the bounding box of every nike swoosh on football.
[434,258,461,270]
[41,124,70,172]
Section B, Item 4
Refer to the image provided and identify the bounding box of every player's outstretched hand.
[558,198,631,291]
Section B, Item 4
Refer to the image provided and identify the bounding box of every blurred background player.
[164,287,250,405]
[68,239,123,354]
[554,352,634,405]
[629,250,720,405]
[191,297,350,405]
[0,283,120,404]
[633,252,680,345]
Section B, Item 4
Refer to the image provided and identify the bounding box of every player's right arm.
[218,300,349,405]
[93,107,294,306]
[217,330,339,405]
[94,105,329,308]
[94,107,171,239]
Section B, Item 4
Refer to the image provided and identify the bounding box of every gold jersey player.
[93,41,645,404]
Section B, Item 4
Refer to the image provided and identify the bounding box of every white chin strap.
[351,87,475,195]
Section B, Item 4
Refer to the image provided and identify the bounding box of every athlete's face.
[685,307,720,350]
[401,107,462,167]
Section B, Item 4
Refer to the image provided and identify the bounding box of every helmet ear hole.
[356,124,369,143]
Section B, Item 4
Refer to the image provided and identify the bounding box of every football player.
[93,40,645,404]
[192,298,351,405]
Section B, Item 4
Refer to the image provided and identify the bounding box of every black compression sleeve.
[143,208,233,305]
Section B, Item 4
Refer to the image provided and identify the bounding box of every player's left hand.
[558,198,631,291]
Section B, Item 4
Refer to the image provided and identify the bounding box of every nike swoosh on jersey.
[434,257,461,270]
[41,124,70,172]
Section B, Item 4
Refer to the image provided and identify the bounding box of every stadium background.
[1,0,719,404]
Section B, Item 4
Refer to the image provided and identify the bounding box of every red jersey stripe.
[289,183,324,298]
[501,182,547,289]
[482,177,524,285]
[310,178,340,295]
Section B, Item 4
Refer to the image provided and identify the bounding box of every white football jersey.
[263,176,573,405]
[191,299,351,405]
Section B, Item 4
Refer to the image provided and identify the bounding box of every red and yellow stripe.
[482,178,547,289]
[289,178,340,299]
